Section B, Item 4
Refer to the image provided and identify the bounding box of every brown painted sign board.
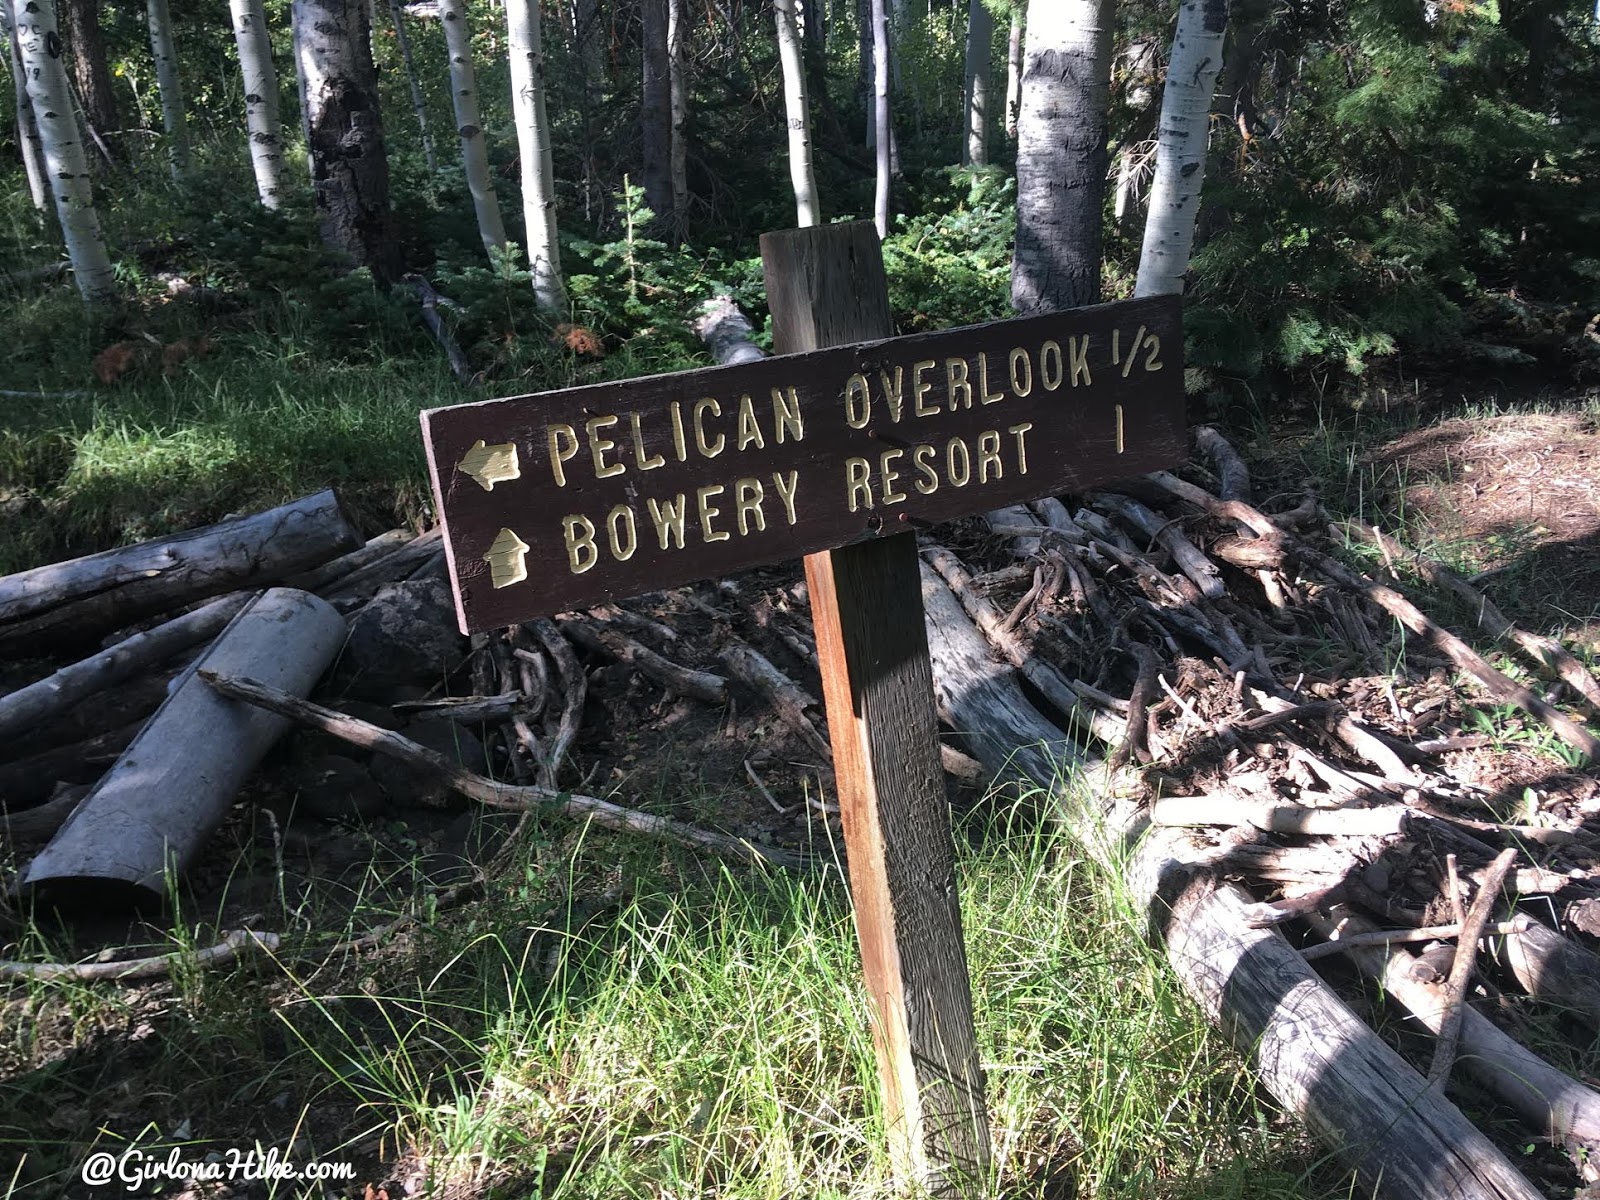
[421,293,1183,633]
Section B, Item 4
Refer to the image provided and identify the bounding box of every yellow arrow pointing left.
[458,439,521,491]
[484,528,530,589]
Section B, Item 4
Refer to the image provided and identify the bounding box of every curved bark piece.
[19,589,347,910]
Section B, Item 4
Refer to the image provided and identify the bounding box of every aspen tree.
[504,0,567,312]
[773,0,819,226]
[439,0,508,259]
[1010,0,1113,314]
[230,0,287,207]
[1134,0,1228,297]
[10,0,116,303]
[146,0,189,176]
[1,0,47,209]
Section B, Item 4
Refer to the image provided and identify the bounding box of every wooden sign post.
[420,223,1184,1195]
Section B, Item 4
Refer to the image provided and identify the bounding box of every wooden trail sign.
[421,286,1182,634]
[420,223,1184,1196]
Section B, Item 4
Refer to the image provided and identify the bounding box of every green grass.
[0,809,1346,1199]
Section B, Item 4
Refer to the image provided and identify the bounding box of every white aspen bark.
[386,0,437,172]
[773,0,819,227]
[1010,0,1113,315]
[1134,0,1228,298]
[504,0,567,312]
[871,0,890,237]
[439,0,508,259]
[1003,6,1021,139]
[962,0,991,166]
[229,0,287,208]
[10,0,116,303]
[145,0,190,177]
[2,0,47,210]
[667,0,689,234]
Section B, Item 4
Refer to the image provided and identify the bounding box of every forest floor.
[2,367,1598,1199]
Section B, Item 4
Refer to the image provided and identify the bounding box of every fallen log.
[285,527,414,593]
[1,784,89,843]
[1305,906,1600,1177]
[406,275,475,385]
[1151,795,1410,836]
[0,491,361,651]
[692,292,769,366]
[18,588,347,910]
[323,527,444,605]
[199,670,809,871]
[1497,914,1600,1031]
[0,721,144,810]
[0,592,253,744]
[919,565,1547,1200]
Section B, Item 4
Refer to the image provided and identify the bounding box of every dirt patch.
[1366,410,1600,642]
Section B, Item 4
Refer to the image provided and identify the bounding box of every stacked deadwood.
[928,430,1600,1200]
[0,493,455,905]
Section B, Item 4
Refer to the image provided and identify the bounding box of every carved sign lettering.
[422,294,1184,632]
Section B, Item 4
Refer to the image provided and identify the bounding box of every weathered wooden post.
[418,220,1184,1195]
[761,222,989,1191]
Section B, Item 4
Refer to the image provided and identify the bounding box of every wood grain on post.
[761,222,991,1193]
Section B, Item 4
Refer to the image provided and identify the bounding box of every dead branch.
[716,635,832,759]
[200,671,808,870]
[558,615,729,704]
[1361,524,1600,715]
[1152,795,1409,836]
[0,929,280,983]
[1091,491,1225,600]
[1428,847,1519,1088]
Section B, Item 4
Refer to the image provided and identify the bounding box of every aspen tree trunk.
[1010,0,1113,314]
[667,0,689,237]
[230,0,287,208]
[145,0,190,177]
[1134,0,1227,297]
[11,0,116,303]
[504,0,566,312]
[573,0,601,221]
[439,0,507,259]
[292,0,400,278]
[961,0,991,165]
[2,0,48,210]
[639,0,671,222]
[386,0,437,172]
[871,0,890,236]
[59,0,116,158]
[773,0,819,226]
[1003,5,1021,139]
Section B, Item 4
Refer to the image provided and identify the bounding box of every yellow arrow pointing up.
[483,528,530,589]
[458,439,521,491]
